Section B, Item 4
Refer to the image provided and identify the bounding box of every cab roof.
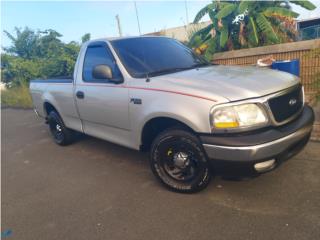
[86,35,170,44]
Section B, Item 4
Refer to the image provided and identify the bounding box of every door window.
[82,44,122,82]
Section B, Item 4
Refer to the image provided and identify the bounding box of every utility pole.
[115,14,122,37]
[134,1,142,35]
[184,0,189,25]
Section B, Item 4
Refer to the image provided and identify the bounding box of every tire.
[150,128,211,193]
[47,111,74,146]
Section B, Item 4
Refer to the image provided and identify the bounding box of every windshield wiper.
[148,67,194,77]
[146,62,216,78]
[193,62,220,67]
[191,62,210,68]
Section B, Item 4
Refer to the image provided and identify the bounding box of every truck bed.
[29,78,75,120]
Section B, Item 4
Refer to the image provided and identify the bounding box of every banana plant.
[189,0,316,60]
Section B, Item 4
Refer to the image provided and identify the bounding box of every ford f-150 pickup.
[30,36,314,193]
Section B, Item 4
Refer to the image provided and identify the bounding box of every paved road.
[2,109,320,240]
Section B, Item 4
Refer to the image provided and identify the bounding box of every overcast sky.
[1,0,319,47]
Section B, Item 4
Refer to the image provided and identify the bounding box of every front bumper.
[200,105,314,171]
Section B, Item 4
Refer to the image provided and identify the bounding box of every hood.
[150,65,300,102]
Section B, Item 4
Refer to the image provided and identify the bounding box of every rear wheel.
[47,111,74,146]
[150,129,211,193]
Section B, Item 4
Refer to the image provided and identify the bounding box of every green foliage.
[220,26,228,48]
[3,27,39,59]
[263,7,299,18]
[203,38,217,61]
[193,3,216,24]
[249,17,259,45]
[188,24,213,47]
[189,0,316,58]
[1,54,42,87]
[238,1,250,14]
[289,0,316,10]
[81,33,91,43]
[256,13,278,43]
[215,4,236,19]
[1,27,91,88]
[1,84,33,108]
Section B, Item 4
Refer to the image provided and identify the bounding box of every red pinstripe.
[42,82,217,102]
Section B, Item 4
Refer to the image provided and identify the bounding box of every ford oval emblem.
[289,98,297,106]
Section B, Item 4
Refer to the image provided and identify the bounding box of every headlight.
[212,103,268,129]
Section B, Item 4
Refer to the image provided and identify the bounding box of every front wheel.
[150,129,211,193]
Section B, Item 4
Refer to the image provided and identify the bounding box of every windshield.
[110,37,210,78]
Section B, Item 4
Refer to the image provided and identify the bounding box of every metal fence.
[299,25,320,41]
[212,39,320,93]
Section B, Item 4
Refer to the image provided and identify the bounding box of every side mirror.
[92,65,113,80]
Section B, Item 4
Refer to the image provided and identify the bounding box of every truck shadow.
[73,133,260,183]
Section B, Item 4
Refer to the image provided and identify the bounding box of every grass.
[1,85,33,108]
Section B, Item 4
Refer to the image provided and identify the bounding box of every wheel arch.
[140,116,197,151]
[43,101,60,117]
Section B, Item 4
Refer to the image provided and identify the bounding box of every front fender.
[129,90,216,148]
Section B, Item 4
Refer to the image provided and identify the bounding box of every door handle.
[76,91,85,99]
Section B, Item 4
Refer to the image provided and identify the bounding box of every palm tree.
[190,0,316,60]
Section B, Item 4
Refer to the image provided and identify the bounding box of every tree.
[1,27,83,87]
[3,27,39,59]
[81,33,91,43]
[190,0,316,60]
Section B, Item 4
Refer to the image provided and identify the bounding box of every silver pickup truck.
[30,36,314,193]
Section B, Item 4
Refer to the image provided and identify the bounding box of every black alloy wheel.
[150,128,211,193]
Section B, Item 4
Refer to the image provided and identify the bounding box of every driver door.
[75,42,130,147]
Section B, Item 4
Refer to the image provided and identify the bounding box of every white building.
[144,21,211,42]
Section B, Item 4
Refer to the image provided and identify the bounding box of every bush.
[1,85,33,108]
